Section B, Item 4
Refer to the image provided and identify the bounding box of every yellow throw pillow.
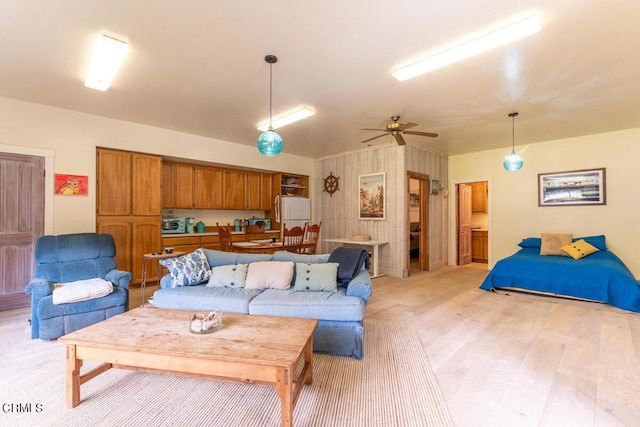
[562,239,599,260]
[540,233,573,256]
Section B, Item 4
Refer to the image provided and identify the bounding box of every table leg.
[65,345,82,407]
[371,244,380,278]
[140,258,149,307]
[277,366,294,427]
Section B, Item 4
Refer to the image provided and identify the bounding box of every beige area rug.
[1,319,452,427]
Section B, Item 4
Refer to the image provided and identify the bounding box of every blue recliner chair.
[25,233,132,340]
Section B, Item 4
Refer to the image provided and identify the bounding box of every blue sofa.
[25,233,132,340]
[152,249,373,359]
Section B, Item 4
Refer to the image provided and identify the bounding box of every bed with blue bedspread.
[479,235,640,313]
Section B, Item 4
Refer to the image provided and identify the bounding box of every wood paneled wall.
[314,145,447,277]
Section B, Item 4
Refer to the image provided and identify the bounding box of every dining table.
[232,239,317,254]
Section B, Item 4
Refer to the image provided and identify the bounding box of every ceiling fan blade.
[397,122,418,131]
[403,130,439,138]
[361,133,388,143]
[361,128,388,132]
[394,133,407,145]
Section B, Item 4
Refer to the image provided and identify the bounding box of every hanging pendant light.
[503,112,524,171]
[257,55,283,156]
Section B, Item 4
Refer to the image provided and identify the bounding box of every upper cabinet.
[97,148,162,216]
[471,182,488,213]
[162,161,274,211]
[275,172,309,198]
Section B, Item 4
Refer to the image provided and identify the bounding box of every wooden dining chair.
[216,223,235,252]
[282,225,305,253]
[302,222,322,254]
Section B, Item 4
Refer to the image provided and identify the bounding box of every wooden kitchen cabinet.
[260,173,273,211]
[471,230,488,263]
[247,172,262,210]
[471,182,488,213]
[96,148,162,284]
[195,166,224,209]
[223,169,247,209]
[162,162,176,208]
[175,163,196,209]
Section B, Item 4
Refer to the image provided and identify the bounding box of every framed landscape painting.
[359,172,385,220]
[538,168,606,206]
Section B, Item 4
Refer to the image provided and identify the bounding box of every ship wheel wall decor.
[323,172,340,196]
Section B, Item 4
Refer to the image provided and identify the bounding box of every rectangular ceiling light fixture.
[84,34,129,91]
[392,14,541,82]
[257,107,315,131]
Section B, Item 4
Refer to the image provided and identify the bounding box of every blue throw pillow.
[293,262,339,292]
[574,235,607,251]
[160,248,211,288]
[518,237,541,249]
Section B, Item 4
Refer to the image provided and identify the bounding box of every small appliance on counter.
[247,217,271,230]
[196,221,205,233]
[161,218,186,234]
[186,217,195,233]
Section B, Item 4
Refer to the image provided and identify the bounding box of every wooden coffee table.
[58,307,317,427]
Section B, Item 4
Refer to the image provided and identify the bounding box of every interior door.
[0,153,45,310]
[457,184,472,265]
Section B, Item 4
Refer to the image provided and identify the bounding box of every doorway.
[455,180,490,266]
[407,172,429,274]
[0,152,45,310]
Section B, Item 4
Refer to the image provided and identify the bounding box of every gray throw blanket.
[328,247,371,284]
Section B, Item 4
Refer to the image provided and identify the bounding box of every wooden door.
[161,162,176,208]
[223,169,247,209]
[96,148,131,216]
[0,153,45,310]
[175,163,195,209]
[246,172,261,210]
[195,166,223,209]
[131,218,162,284]
[132,153,162,216]
[260,173,273,211]
[97,218,132,274]
[457,184,472,265]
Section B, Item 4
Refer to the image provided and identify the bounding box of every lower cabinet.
[98,216,162,284]
[471,230,488,263]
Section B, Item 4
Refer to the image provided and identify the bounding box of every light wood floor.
[4,264,640,426]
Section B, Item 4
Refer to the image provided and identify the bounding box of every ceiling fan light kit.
[361,115,438,146]
[257,55,283,156]
[503,112,524,171]
[392,14,540,81]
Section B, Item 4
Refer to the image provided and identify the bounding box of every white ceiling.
[2,1,640,159]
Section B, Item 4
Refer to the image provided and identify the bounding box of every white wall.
[449,127,640,277]
[0,96,313,235]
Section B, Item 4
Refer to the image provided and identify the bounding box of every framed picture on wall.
[359,172,385,220]
[538,168,606,206]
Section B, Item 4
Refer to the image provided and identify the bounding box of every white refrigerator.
[279,196,311,230]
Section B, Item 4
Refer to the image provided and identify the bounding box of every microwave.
[248,218,271,230]
[161,218,186,234]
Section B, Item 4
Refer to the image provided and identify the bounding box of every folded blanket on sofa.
[328,247,370,284]
[52,278,113,305]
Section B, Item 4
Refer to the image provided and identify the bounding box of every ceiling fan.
[361,115,438,145]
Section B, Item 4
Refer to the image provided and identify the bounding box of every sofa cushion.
[52,278,113,305]
[205,264,248,288]
[37,287,127,320]
[160,248,211,287]
[201,249,273,268]
[245,261,294,290]
[249,288,365,322]
[293,262,338,292]
[152,286,262,313]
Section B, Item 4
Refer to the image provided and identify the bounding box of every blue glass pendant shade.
[503,151,524,171]
[257,127,283,156]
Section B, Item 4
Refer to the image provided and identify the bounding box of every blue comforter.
[480,247,640,313]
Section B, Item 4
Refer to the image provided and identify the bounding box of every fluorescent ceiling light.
[257,107,315,131]
[392,14,541,81]
[85,34,129,91]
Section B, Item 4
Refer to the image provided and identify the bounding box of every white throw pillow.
[245,261,294,290]
[52,278,113,305]
[205,264,248,288]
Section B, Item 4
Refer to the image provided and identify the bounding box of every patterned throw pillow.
[160,248,211,287]
[540,233,573,256]
[205,264,248,288]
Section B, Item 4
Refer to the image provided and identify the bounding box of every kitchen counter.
[163,230,280,238]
